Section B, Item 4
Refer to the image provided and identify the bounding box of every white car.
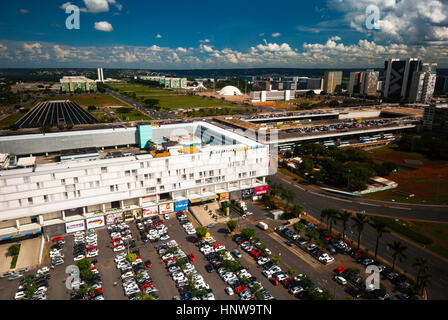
[113,246,125,252]
[257,257,270,265]
[202,293,215,300]
[164,214,170,220]
[318,253,335,264]
[289,286,304,295]
[334,275,347,285]
[14,292,26,300]
[73,254,85,261]
[121,271,134,280]
[86,251,98,258]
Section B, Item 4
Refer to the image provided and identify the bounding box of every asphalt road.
[106,89,171,120]
[269,173,448,300]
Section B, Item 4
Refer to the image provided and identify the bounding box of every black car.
[205,264,214,273]
[345,286,362,298]
[285,240,294,247]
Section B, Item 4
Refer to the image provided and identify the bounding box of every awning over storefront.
[188,192,218,204]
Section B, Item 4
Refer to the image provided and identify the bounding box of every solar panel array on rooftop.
[15,100,99,128]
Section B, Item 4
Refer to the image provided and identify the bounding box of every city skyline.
[0,0,447,68]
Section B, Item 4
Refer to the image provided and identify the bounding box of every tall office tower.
[348,72,363,94]
[323,71,342,94]
[360,70,379,96]
[97,68,104,82]
[409,65,437,103]
[383,58,422,100]
[435,75,448,94]
[307,78,323,90]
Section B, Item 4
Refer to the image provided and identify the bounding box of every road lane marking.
[359,202,380,207]
[389,206,411,210]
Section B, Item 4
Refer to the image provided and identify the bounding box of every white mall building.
[0,122,270,239]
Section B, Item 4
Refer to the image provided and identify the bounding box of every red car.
[111,238,121,243]
[141,283,153,290]
[269,277,279,286]
[89,289,103,296]
[336,266,347,274]
[282,278,292,287]
[353,252,363,259]
[145,260,152,268]
[188,253,195,262]
[87,246,98,251]
[235,286,247,294]
[52,236,64,242]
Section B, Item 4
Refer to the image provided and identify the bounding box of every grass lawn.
[114,108,151,121]
[57,94,131,107]
[107,83,240,111]
[368,215,448,260]
[0,112,25,129]
[364,145,448,205]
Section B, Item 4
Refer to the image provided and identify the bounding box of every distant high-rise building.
[306,78,323,90]
[348,72,363,94]
[423,104,448,132]
[409,65,437,103]
[97,68,104,82]
[435,75,448,94]
[360,70,379,96]
[383,58,422,100]
[323,71,342,94]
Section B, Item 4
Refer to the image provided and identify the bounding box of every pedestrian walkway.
[0,243,13,274]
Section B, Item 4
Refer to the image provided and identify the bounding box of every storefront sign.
[106,212,123,225]
[174,200,189,212]
[254,185,269,196]
[219,193,230,201]
[65,220,86,233]
[159,203,174,214]
[143,206,159,217]
[123,210,134,222]
[86,216,105,229]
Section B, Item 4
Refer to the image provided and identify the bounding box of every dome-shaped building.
[217,86,243,96]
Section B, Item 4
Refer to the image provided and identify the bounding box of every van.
[257,222,268,230]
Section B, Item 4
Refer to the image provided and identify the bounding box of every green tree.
[126,253,137,263]
[271,256,281,264]
[338,210,352,241]
[322,208,340,233]
[227,220,238,233]
[241,228,256,240]
[7,244,20,256]
[293,222,306,233]
[413,257,431,295]
[388,241,408,272]
[222,259,241,273]
[281,188,295,209]
[176,257,186,267]
[287,268,296,276]
[370,220,389,260]
[195,226,208,239]
[289,203,303,218]
[352,213,369,250]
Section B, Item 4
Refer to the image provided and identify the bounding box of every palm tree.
[351,213,369,250]
[418,272,431,296]
[413,257,430,293]
[371,220,389,260]
[282,188,295,209]
[388,241,407,272]
[338,210,352,241]
[325,209,340,234]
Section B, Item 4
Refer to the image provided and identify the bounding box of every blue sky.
[0,0,447,68]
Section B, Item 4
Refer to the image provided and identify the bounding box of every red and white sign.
[254,185,269,196]
[143,206,159,217]
[65,220,86,233]
[159,203,174,214]
[105,212,123,225]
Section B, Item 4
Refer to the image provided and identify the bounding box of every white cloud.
[328,0,448,45]
[60,2,73,10]
[271,32,281,37]
[19,9,29,14]
[80,0,122,13]
[155,34,162,39]
[199,39,211,43]
[1,36,447,68]
[94,21,113,32]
